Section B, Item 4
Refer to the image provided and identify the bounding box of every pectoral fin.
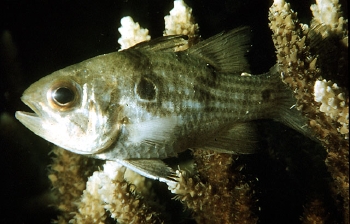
[116,159,177,184]
[201,122,257,154]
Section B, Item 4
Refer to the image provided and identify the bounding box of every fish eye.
[135,77,157,101]
[52,87,75,105]
[48,81,79,110]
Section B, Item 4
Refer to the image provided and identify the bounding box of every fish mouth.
[16,111,39,117]
[15,111,39,122]
[15,97,43,130]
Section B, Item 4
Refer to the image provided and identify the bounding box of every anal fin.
[200,122,258,154]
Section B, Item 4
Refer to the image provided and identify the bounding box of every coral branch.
[72,161,163,223]
[48,146,98,223]
[169,150,257,223]
[118,16,151,50]
[301,198,329,224]
[269,0,348,222]
[164,0,199,50]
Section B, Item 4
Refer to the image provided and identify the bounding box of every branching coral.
[49,146,99,223]
[163,0,199,50]
[72,161,164,223]
[269,0,348,222]
[118,16,151,50]
[169,150,257,223]
[45,0,348,223]
[50,147,164,224]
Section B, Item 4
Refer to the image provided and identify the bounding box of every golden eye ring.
[47,80,80,111]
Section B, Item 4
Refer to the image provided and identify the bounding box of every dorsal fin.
[187,27,251,73]
[129,35,189,52]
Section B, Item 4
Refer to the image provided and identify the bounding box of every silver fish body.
[15,27,308,181]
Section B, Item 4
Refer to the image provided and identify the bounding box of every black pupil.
[137,78,156,100]
[53,87,75,105]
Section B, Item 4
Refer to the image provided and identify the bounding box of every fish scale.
[142,49,290,124]
[15,27,310,182]
[115,50,292,157]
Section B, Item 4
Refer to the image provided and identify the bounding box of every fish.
[15,27,310,183]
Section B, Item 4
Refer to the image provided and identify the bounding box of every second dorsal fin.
[187,27,252,73]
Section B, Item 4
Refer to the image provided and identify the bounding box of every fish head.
[15,51,181,159]
[15,54,123,155]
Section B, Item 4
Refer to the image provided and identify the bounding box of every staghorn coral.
[71,161,164,224]
[48,146,98,223]
[301,198,329,224]
[163,0,199,50]
[49,147,165,224]
[269,0,348,222]
[4,0,348,223]
[314,79,348,135]
[169,150,257,223]
[164,0,198,37]
[118,16,151,50]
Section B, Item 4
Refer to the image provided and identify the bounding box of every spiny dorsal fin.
[130,35,189,52]
[200,122,257,154]
[187,27,251,73]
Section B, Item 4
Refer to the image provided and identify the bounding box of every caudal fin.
[275,103,316,140]
[268,66,317,141]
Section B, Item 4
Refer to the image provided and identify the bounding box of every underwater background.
[1,0,347,223]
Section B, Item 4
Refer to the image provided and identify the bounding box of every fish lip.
[18,97,42,118]
[15,97,45,135]
[15,96,43,125]
[15,111,39,117]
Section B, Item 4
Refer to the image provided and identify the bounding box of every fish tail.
[269,65,316,140]
[275,102,315,139]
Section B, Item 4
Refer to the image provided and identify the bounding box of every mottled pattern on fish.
[97,47,292,160]
[16,28,308,181]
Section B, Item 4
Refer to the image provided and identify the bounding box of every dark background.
[0,0,347,223]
